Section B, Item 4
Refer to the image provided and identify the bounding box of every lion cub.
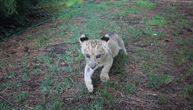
[79,33,127,92]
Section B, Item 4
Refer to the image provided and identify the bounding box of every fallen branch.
[0,95,16,107]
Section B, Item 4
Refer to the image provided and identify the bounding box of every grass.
[0,101,15,110]
[90,98,104,110]
[158,94,168,105]
[100,82,114,104]
[53,77,74,94]
[123,83,136,94]
[35,35,50,47]
[15,91,29,103]
[147,73,174,89]
[49,99,64,110]
[136,0,156,9]
[184,85,193,97]
[118,8,141,16]
[173,48,193,66]
[145,15,167,27]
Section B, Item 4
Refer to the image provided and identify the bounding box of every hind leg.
[119,38,128,55]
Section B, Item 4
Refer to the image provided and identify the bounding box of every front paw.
[100,74,109,82]
[85,81,94,92]
[87,84,94,92]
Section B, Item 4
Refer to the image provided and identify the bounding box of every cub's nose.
[89,63,97,69]
[90,65,96,69]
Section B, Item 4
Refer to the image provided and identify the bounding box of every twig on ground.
[0,95,15,107]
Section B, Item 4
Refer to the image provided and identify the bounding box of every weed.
[40,77,54,95]
[0,81,22,91]
[64,66,73,73]
[38,55,52,65]
[183,64,193,78]
[145,15,167,27]
[112,52,128,78]
[48,65,61,74]
[123,83,136,95]
[147,73,174,89]
[184,85,193,97]
[22,55,30,81]
[158,94,168,105]
[127,27,144,41]
[49,99,64,110]
[143,28,166,38]
[0,101,15,110]
[175,38,193,46]
[35,35,50,47]
[2,72,16,80]
[136,0,156,9]
[32,65,41,76]
[90,98,104,110]
[65,0,82,7]
[15,91,29,103]
[118,8,140,16]
[54,77,74,94]
[35,104,45,110]
[173,48,193,65]
[100,82,113,104]
[22,68,30,81]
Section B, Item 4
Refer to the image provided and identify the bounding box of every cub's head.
[79,34,110,69]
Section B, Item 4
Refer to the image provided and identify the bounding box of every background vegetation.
[0,0,81,40]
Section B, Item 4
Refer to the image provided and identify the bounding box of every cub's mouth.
[88,63,97,69]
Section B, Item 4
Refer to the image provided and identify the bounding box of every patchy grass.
[158,94,169,105]
[15,91,29,104]
[147,73,174,89]
[123,83,136,95]
[173,48,193,66]
[0,101,15,110]
[184,85,193,97]
[53,77,74,94]
[145,15,167,27]
[136,0,156,9]
[35,35,50,47]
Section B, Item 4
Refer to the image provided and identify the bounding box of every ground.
[0,0,193,110]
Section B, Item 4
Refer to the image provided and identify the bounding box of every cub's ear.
[101,34,109,42]
[79,34,89,43]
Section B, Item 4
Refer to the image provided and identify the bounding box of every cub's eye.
[96,54,102,59]
[86,54,90,58]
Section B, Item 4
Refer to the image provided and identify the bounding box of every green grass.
[0,101,15,110]
[147,73,174,89]
[173,48,193,65]
[49,99,64,110]
[90,98,104,110]
[112,53,129,78]
[53,77,74,94]
[35,35,50,47]
[123,83,136,94]
[35,104,45,110]
[22,55,31,81]
[2,72,16,80]
[145,15,167,27]
[118,8,141,16]
[136,0,156,9]
[158,94,168,105]
[38,55,52,65]
[184,85,193,97]
[100,82,113,104]
[15,91,29,103]
[40,77,54,95]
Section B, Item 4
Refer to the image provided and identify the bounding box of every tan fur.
[79,33,127,92]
